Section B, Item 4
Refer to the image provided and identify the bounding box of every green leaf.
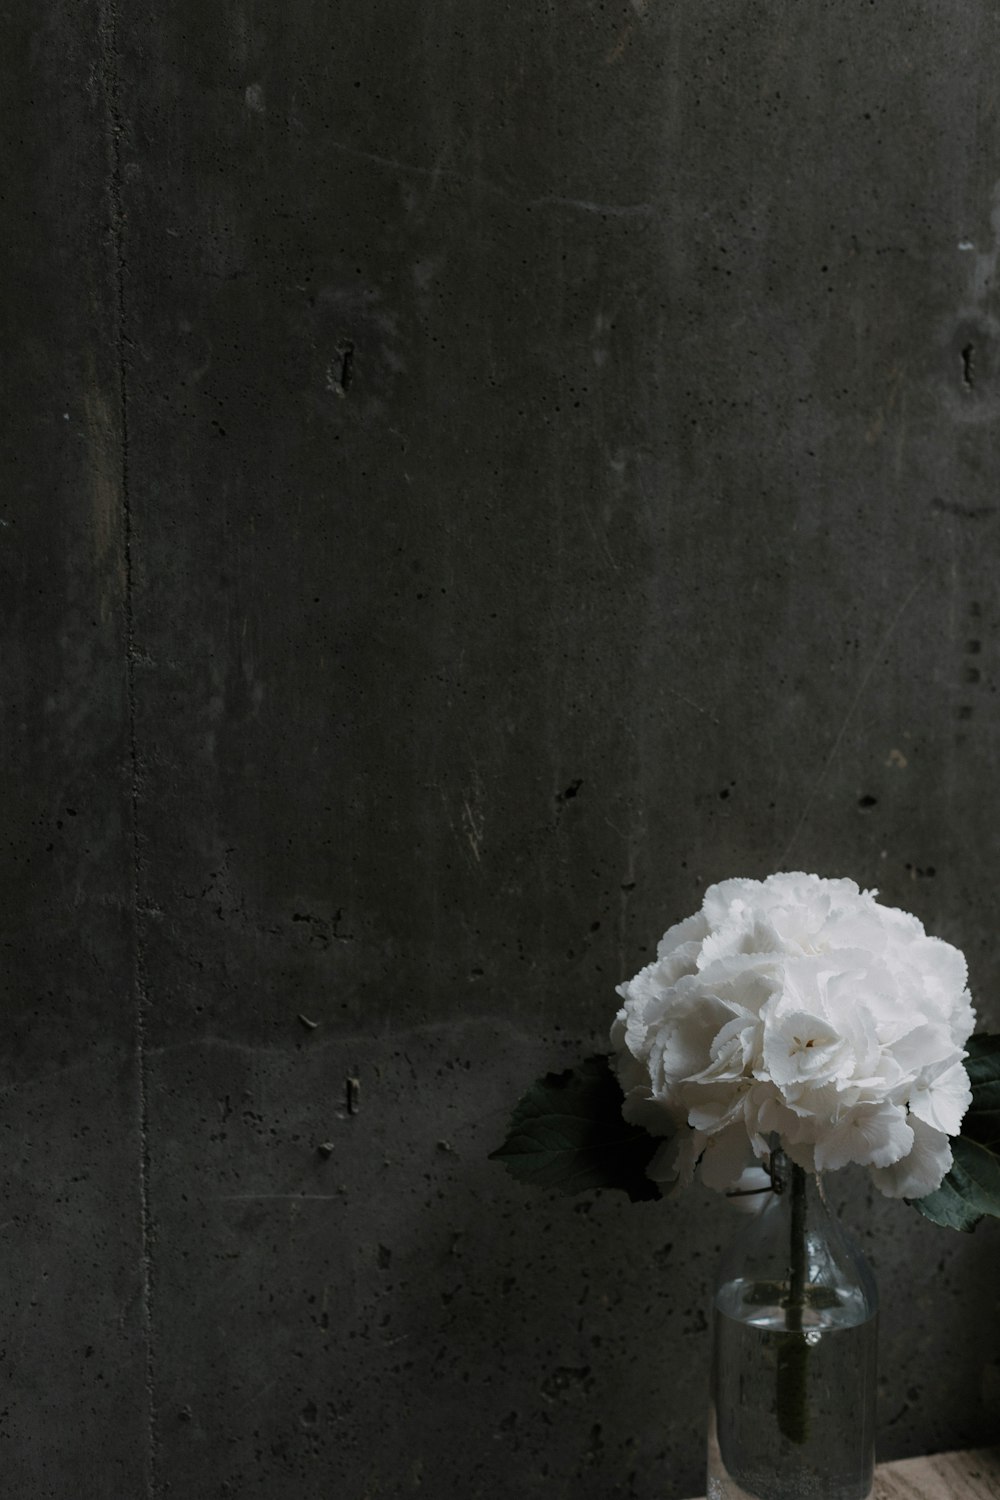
[489,1054,664,1202]
[962,1033,1000,1149]
[912,1032,1000,1231]
[964,1032,1000,1083]
[915,1135,1000,1232]
[914,1157,985,1231]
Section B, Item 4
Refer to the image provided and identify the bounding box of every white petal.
[698,915,786,969]
[869,1117,953,1199]
[918,934,968,1000]
[888,1022,956,1078]
[684,1079,749,1134]
[612,1038,648,1097]
[907,1060,972,1137]
[780,1077,847,1117]
[698,1121,755,1192]
[656,912,710,959]
[814,1101,913,1171]
[782,1136,819,1173]
[648,1130,704,1191]
[762,1008,851,1090]
[648,985,738,1089]
[685,1013,762,1084]
[619,1085,679,1136]
[750,1089,820,1165]
[702,878,762,929]
[948,992,977,1048]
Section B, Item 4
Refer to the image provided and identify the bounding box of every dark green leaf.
[911,1033,1000,1230]
[964,1108,1000,1151]
[914,1135,1000,1232]
[912,1033,1000,1229]
[914,1163,985,1232]
[962,1033,1000,1148]
[965,1032,1000,1066]
[489,1054,664,1202]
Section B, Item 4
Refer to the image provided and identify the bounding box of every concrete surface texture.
[3,1,1000,1496]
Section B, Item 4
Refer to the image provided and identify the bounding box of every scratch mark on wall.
[0,1054,105,1098]
[233,1379,278,1418]
[583,509,621,573]
[149,1013,542,1061]
[606,0,655,63]
[529,193,657,220]
[323,137,657,220]
[462,798,483,862]
[865,361,905,446]
[778,572,926,865]
[219,1194,348,1202]
[461,767,486,866]
[665,687,721,725]
[605,21,635,64]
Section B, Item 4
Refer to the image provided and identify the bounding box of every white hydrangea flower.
[611,872,975,1199]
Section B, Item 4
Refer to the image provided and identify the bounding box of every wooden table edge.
[686,1445,1000,1499]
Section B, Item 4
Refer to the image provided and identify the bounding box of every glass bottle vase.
[707,1152,878,1500]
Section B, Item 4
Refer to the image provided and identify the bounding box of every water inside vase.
[707,1277,877,1500]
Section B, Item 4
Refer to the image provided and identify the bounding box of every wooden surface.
[690,1448,1000,1499]
[873,1448,1000,1498]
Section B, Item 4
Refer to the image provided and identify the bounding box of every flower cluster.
[611,873,975,1199]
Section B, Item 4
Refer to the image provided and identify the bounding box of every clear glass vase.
[707,1151,878,1500]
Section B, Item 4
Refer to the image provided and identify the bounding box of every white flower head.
[611,873,976,1199]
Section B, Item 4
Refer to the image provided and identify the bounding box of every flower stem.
[777,1161,810,1445]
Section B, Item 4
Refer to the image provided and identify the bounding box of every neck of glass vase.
[772,1150,809,1331]
[769,1148,815,1445]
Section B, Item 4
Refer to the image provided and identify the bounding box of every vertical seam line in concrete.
[97,4,157,1495]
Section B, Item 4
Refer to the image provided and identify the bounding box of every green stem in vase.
[776,1158,810,1445]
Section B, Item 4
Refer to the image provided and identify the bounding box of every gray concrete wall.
[3,2,999,1496]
